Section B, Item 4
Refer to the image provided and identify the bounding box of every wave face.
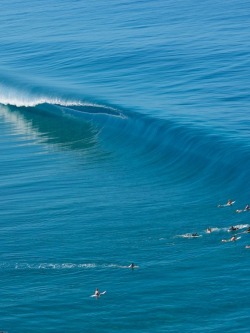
[1,1,250,332]
[2,96,250,194]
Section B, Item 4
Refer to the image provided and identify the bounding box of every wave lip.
[0,82,124,117]
[0,94,122,116]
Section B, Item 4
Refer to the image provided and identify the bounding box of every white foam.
[1,262,136,271]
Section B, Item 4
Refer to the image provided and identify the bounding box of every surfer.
[228,226,238,232]
[129,263,135,269]
[191,233,199,237]
[222,235,239,242]
[236,204,250,213]
[245,204,250,211]
[90,288,106,298]
[206,228,212,233]
[94,288,100,297]
[218,199,235,207]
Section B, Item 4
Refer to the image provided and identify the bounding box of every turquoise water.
[1,1,250,332]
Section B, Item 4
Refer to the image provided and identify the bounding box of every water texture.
[1,1,250,332]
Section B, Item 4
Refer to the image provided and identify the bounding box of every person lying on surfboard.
[227,199,234,205]
[222,235,239,242]
[218,199,235,207]
[236,204,250,213]
[228,226,239,232]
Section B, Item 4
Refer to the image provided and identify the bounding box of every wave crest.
[0,82,122,117]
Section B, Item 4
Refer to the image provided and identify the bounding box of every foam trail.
[0,262,135,271]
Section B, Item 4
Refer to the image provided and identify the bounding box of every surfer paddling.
[245,204,250,211]
[222,235,239,242]
[236,204,250,213]
[228,226,239,232]
[218,199,235,208]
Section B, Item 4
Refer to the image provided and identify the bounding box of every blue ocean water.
[1,0,250,332]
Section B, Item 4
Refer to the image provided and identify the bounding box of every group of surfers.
[93,200,250,297]
[189,199,250,245]
[211,199,250,245]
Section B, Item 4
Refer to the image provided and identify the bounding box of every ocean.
[1,0,250,332]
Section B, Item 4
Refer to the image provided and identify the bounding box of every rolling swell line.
[1,95,250,192]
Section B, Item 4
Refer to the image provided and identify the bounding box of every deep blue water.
[1,1,250,332]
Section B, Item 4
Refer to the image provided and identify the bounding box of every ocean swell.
[1,84,250,194]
